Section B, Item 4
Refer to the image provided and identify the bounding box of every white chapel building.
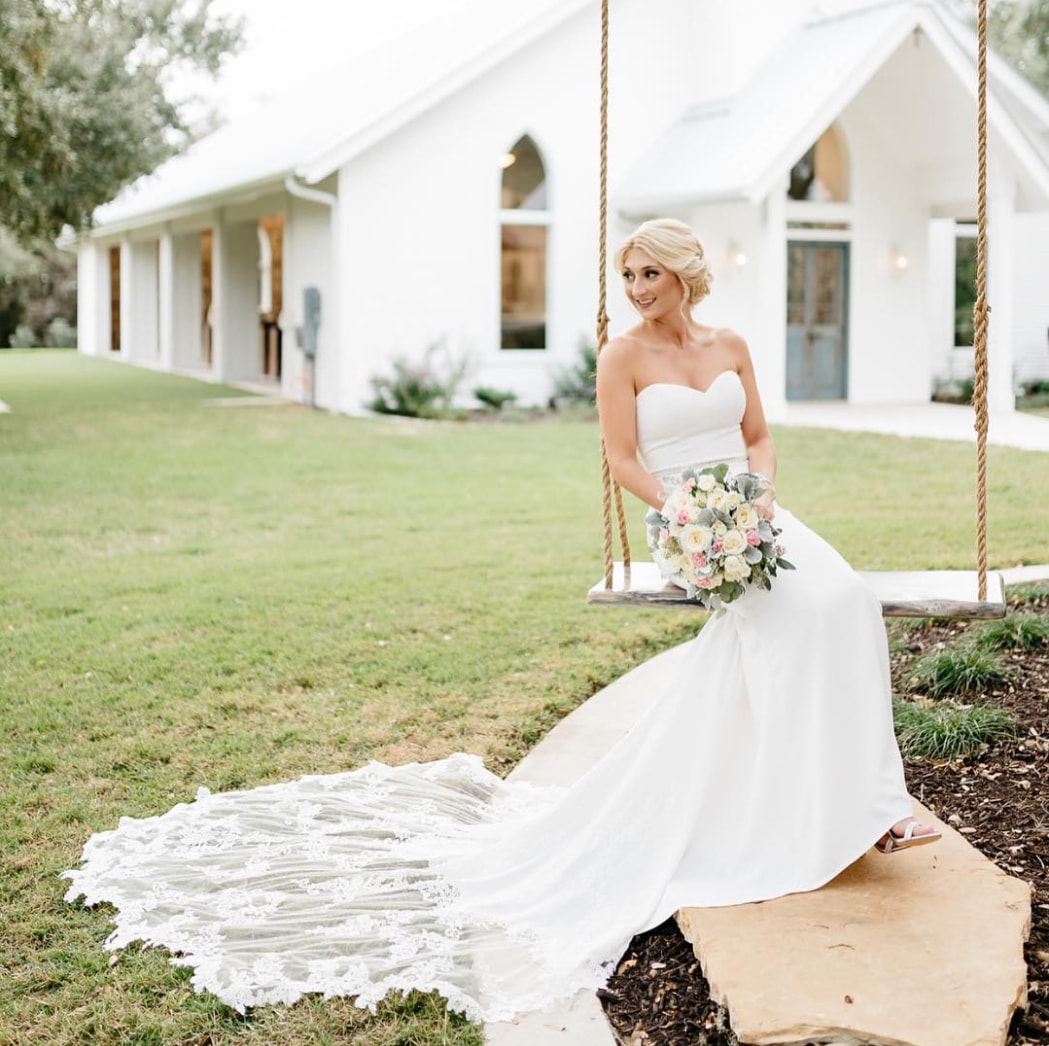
[73,0,1049,418]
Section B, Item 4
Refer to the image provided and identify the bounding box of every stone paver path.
[678,806,1030,1046]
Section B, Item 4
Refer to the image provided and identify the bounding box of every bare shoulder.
[709,327,754,368]
[597,331,643,375]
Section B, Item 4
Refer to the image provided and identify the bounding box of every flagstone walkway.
[485,564,1046,1045]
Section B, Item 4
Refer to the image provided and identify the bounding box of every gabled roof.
[90,0,591,234]
[613,0,1049,212]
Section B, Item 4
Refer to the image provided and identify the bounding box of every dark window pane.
[501,224,546,350]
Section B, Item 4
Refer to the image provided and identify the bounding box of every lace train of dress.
[64,373,914,1022]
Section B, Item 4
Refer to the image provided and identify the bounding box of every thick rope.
[597,0,631,587]
[973,0,991,600]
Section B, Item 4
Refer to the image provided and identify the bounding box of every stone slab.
[678,804,1031,1046]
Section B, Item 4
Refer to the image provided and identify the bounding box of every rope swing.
[596,0,631,589]
[591,0,1003,619]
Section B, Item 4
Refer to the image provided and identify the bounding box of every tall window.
[788,124,850,203]
[500,135,548,350]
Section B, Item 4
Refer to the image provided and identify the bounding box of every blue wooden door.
[786,242,849,400]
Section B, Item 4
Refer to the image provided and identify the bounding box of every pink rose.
[746,530,761,546]
[684,477,697,491]
[691,552,707,568]
[697,577,715,589]
[711,541,724,555]
[677,509,690,525]
[659,527,670,543]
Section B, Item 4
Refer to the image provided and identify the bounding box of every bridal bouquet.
[645,463,794,611]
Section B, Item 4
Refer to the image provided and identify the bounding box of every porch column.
[759,188,788,421]
[211,218,259,383]
[159,232,203,372]
[120,239,159,362]
[987,186,1016,414]
[76,240,109,357]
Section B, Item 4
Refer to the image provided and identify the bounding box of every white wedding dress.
[64,372,913,1023]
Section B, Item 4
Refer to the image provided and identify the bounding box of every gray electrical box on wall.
[299,286,321,359]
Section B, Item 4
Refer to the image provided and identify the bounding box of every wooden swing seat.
[588,562,1006,619]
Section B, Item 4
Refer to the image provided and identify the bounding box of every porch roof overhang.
[79,0,592,240]
[613,0,1049,215]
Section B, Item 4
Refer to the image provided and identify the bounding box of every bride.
[64,218,939,1025]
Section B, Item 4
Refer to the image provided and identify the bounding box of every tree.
[949,0,1049,97]
[0,0,244,243]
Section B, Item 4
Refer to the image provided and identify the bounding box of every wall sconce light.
[727,241,748,268]
[890,246,910,271]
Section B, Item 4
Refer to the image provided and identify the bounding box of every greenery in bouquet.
[644,463,795,611]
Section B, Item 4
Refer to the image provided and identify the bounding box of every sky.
[184,0,479,121]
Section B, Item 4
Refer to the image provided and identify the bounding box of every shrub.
[9,324,37,349]
[976,611,1049,651]
[473,386,518,412]
[551,340,597,406]
[369,341,469,419]
[43,317,77,348]
[905,645,1013,698]
[930,376,973,404]
[893,699,1018,760]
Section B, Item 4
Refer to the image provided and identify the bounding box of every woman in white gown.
[64,219,939,1025]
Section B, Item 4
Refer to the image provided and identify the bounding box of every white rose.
[712,521,728,538]
[707,490,728,512]
[663,489,690,514]
[678,525,713,554]
[724,491,743,511]
[697,473,717,492]
[723,554,751,582]
[721,529,747,555]
[735,504,758,529]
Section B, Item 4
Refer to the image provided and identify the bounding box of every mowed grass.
[2,350,1048,1045]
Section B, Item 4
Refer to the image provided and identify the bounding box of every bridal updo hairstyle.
[615,218,714,311]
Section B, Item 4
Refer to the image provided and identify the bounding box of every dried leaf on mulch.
[601,592,1049,1045]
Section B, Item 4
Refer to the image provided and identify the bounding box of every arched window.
[500,134,549,349]
[788,124,850,203]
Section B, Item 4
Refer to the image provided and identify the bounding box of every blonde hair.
[614,218,714,310]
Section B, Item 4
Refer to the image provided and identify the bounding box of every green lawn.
[2,350,1047,1045]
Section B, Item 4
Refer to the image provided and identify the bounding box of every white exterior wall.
[171,232,204,372]
[211,219,259,382]
[331,0,697,412]
[282,189,336,408]
[120,239,160,362]
[837,101,930,405]
[1012,211,1049,386]
[76,241,109,358]
[159,232,203,371]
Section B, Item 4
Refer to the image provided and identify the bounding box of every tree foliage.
[0,0,244,243]
[950,0,1049,96]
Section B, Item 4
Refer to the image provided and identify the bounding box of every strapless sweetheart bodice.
[635,370,748,478]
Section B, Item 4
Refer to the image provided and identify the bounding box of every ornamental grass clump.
[892,699,1018,760]
[906,645,1013,699]
[977,612,1049,652]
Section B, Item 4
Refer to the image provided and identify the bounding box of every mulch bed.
[599,589,1049,1045]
